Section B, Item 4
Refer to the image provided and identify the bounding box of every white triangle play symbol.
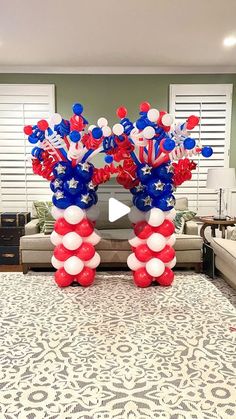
[109,197,130,222]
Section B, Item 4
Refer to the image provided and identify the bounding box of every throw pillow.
[33,201,55,233]
[174,210,196,234]
[231,227,236,241]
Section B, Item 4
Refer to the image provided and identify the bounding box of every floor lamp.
[206,168,236,220]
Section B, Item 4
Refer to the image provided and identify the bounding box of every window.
[0,84,55,212]
[169,84,233,215]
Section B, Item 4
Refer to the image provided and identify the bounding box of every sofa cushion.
[211,238,236,267]
[20,230,202,252]
[33,201,54,233]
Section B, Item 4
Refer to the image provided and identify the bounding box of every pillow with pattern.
[174,210,196,234]
[230,227,236,241]
[33,201,55,234]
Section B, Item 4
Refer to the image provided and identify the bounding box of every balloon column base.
[51,204,101,288]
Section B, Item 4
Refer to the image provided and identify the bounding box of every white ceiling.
[0,0,236,72]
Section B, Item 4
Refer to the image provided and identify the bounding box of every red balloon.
[76,243,95,261]
[133,267,152,287]
[135,244,153,262]
[24,125,33,135]
[139,101,151,113]
[153,220,175,237]
[37,119,49,131]
[116,106,127,119]
[134,221,153,239]
[75,267,95,287]
[54,268,74,287]
[54,244,73,261]
[54,218,74,235]
[75,218,94,237]
[155,267,174,286]
[155,245,175,263]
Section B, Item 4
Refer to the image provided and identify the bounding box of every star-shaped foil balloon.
[55,164,66,175]
[81,193,92,204]
[79,163,91,172]
[135,183,145,192]
[166,196,175,207]
[67,178,79,189]
[53,179,63,189]
[141,165,152,175]
[143,196,152,206]
[154,180,164,191]
[54,190,64,200]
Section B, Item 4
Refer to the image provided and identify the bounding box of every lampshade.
[206,168,236,189]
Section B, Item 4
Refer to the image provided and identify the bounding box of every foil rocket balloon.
[24,101,213,288]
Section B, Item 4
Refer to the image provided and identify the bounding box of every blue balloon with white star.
[130,183,146,196]
[63,177,85,196]
[147,179,165,198]
[154,164,174,182]
[75,192,94,209]
[50,178,64,193]
[87,181,98,192]
[136,164,154,184]
[74,162,94,182]
[134,193,153,212]
[154,194,176,211]
[52,161,73,180]
[52,191,73,209]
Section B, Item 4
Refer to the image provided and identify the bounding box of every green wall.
[0,73,235,167]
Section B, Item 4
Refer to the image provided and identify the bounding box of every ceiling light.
[223,36,236,47]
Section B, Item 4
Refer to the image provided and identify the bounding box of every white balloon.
[97,117,108,128]
[51,206,65,220]
[64,256,84,275]
[88,124,96,131]
[112,123,124,136]
[50,113,62,125]
[147,233,166,252]
[85,252,101,269]
[51,255,64,270]
[166,257,177,269]
[102,126,112,137]
[64,205,84,225]
[86,205,100,221]
[147,108,159,122]
[62,232,83,251]
[84,230,101,245]
[165,208,176,221]
[127,253,145,271]
[146,258,165,277]
[166,234,176,247]
[128,232,146,247]
[50,230,63,246]
[128,206,145,223]
[162,113,173,126]
[145,208,165,227]
[142,126,155,139]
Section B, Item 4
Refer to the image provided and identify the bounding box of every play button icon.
[109,198,130,222]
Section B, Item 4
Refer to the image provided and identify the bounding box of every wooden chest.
[0,226,25,265]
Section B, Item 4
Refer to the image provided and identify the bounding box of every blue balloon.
[75,193,94,209]
[90,191,98,205]
[72,103,83,115]
[28,134,39,144]
[183,137,196,150]
[69,130,81,143]
[162,139,175,152]
[104,155,113,164]
[147,179,165,198]
[50,178,64,193]
[136,164,153,184]
[134,193,153,212]
[154,164,173,182]
[154,194,176,211]
[54,119,70,136]
[63,177,85,196]
[202,146,213,158]
[87,180,98,192]
[163,183,174,194]
[74,162,94,182]
[130,183,146,196]
[136,118,147,130]
[92,127,103,139]
[52,162,73,180]
[52,191,72,209]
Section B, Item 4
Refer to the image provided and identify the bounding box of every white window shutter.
[169,84,233,215]
[0,84,55,213]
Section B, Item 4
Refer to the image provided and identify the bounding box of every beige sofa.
[20,197,203,274]
[211,229,236,289]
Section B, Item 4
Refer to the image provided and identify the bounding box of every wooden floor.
[0,265,23,272]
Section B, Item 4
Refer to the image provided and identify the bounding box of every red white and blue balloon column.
[108,102,213,287]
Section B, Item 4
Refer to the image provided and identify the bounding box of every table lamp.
[206,168,236,220]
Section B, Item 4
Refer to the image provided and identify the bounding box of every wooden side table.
[199,217,236,244]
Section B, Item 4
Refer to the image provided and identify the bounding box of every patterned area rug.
[0,272,236,419]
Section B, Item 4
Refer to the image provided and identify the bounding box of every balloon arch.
[23,102,213,288]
